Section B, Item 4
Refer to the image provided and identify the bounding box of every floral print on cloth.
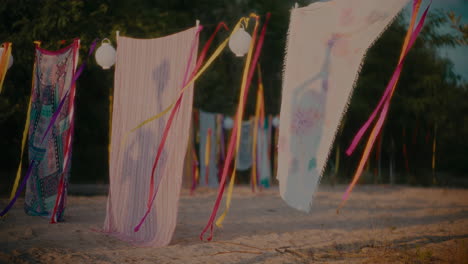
[278,0,410,212]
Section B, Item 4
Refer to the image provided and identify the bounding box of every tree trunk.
[375,129,383,184]
[333,143,339,186]
[432,123,437,185]
[402,126,410,175]
[183,115,195,189]
[390,136,395,185]
[378,129,383,184]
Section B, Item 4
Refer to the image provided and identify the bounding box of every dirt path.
[1,185,467,263]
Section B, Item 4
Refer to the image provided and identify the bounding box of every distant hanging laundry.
[257,118,272,188]
[236,120,253,171]
[199,110,220,187]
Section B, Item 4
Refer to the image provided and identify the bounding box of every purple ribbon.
[40,40,98,144]
[0,161,35,216]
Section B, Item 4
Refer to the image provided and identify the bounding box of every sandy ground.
[1,185,467,264]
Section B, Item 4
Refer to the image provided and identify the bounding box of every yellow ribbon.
[251,65,265,190]
[338,0,422,210]
[191,147,200,182]
[8,42,40,205]
[216,14,259,227]
[204,128,212,184]
[0,42,12,93]
[10,97,32,201]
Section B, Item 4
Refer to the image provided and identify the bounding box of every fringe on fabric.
[278,0,412,212]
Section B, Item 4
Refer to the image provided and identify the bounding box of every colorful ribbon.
[251,64,266,191]
[7,41,41,209]
[0,42,12,93]
[146,25,203,207]
[339,0,431,209]
[126,23,230,135]
[204,128,212,185]
[191,146,200,194]
[49,39,81,223]
[257,65,265,188]
[9,65,34,206]
[50,39,98,223]
[346,0,424,156]
[216,14,271,228]
[199,13,270,241]
[215,13,260,228]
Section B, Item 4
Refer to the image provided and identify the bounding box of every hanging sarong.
[236,120,252,171]
[258,119,271,188]
[278,0,409,212]
[199,110,219,187]
[25,40,79,220]
[103,27,198,247]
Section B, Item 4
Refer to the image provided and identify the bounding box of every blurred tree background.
[0,0,466,191]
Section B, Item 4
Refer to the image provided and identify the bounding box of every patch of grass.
[452,239,468,264]
[415,248,434,263]
[400,245,434,263]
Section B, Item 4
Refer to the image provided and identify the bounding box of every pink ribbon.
[341,1,431,202]
[346,1,431,156]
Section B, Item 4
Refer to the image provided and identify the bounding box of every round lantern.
[223,117,234,129]
[0,46,13,69]
[272,116,280,128]
[95,38,116,69]
[228,27,252,57]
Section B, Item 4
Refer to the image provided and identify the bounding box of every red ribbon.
[199,13,271,241]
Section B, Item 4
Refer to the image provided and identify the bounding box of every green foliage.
[448,11,468,45]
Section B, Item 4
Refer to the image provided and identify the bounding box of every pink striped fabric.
[103,27,198,247]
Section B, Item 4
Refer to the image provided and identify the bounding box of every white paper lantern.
[228,27,252,57]
[95,38,116,69]
[0,46,13,69]
[272,116,280,128]
[223,117,234,129]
